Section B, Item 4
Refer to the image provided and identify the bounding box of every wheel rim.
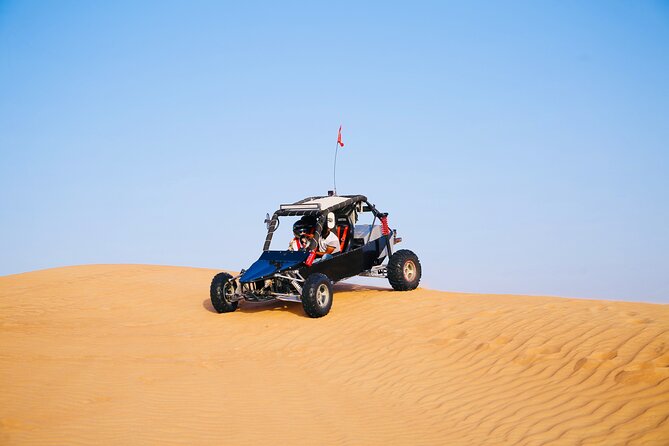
[316,283,330,307]
[222,282,235,302]
[403,261,416,281]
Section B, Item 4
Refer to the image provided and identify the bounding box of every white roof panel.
[303,196,349,209]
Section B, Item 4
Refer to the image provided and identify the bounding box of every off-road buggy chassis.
[211,194,421,317]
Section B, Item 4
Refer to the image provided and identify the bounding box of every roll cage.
[262,194,388,252]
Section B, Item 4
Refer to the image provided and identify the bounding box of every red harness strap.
[294,237,302,250]
[339,226,348,251]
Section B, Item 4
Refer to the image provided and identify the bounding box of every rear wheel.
[387,249,421,291]
[210,272,239,313]
[301,273,333,318]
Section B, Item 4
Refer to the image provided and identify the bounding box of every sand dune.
[1,265,668,445]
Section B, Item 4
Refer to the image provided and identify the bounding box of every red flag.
[337,125,344,147]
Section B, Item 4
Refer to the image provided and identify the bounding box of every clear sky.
[1,1,668,303]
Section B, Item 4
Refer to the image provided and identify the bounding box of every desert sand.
[1,264,668,445]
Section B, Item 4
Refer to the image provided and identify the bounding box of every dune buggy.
[210,194,421,318]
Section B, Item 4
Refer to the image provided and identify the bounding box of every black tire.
[387,249,421,291]
[301,273,333,318]
[210,272,239,313]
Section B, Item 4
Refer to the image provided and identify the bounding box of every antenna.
[333,125,344,195]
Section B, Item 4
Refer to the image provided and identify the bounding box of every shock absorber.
[380,213,391,236]
[379,212,393,257]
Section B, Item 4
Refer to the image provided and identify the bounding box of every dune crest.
[1,265,668,445]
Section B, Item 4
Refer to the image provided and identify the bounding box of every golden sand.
[1,265,668,445]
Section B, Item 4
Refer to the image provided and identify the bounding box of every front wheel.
[301,273,333,318]
[387,249,421,291]
[210,272,239,313]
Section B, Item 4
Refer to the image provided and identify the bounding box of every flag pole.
[333,125,344,196]
[333,139,339,195]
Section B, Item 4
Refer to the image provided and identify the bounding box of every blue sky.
[1,1,668,302]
